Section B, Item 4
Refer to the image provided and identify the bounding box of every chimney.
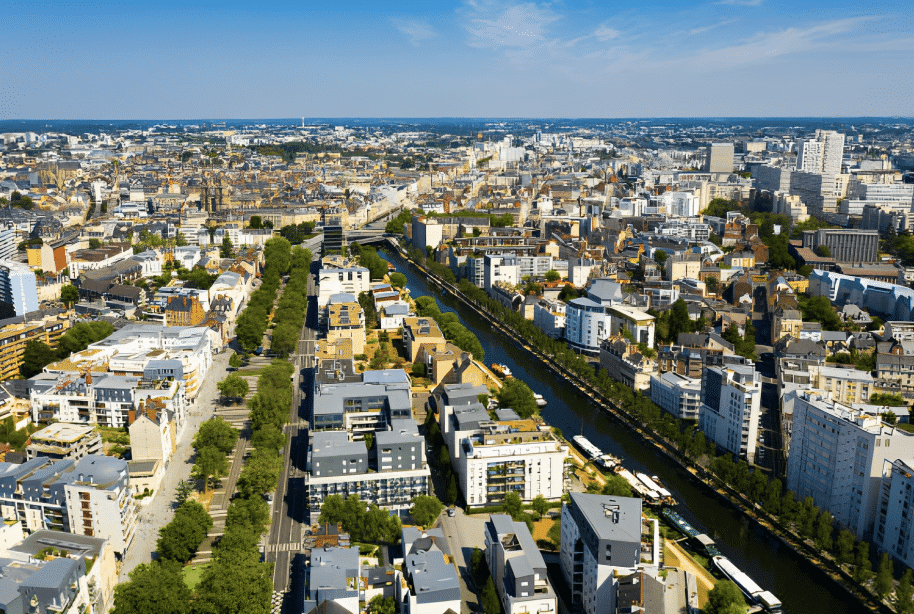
[183,297,187,307]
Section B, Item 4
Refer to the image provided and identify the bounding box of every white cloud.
[465,2,560,50]
[688,19,738,36]
[392,18,436,46]
[594,25,620,41]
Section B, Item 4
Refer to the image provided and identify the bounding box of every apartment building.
[786,390,914,540]
[317,266,370,308]
[485,514,556,614]
[698,365,762,461]
[560,493,643,614]
[809,365,876,404]
[26,424,102,461]
[532,298,565,339]
[664,253,701,282]
[875,459,914,569]
[398,527,462,614]
[0,260,38,317]
[302,546,360,614]
[0,312,68,380]
[326,299,366,355]
[402,317,446,364]
[599,338,655,392]
[564,298,609,355]
[802,229,878,263]
[650,371,701,420]
[0,455,137,554]
[797,130,845,175]
[164,296,206,327]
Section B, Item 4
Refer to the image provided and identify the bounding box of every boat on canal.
[713,555,783,613]
[571,435,620,469]
[491,363,513,378]
[534,393,547,407]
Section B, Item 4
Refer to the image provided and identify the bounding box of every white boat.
[572,435,603,461]
[533,393,547,407]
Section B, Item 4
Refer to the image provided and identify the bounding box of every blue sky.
[1,0,912,119]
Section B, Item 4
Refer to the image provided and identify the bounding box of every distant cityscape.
[2,117,914,614]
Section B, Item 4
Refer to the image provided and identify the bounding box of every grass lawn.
[183,563,208,590]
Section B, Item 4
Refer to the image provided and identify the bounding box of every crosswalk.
[267,542,301,553]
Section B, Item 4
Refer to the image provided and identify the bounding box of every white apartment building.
[875,458,914,569]
[560,493,643,614]
[439,399,567,506]
[606,306,655,348]
[786,390,914,540]
[649,191,700,218]
[533,298,566,339]
[698,365,762,461]
[485,514,557,614]
[797,130,846,175]
[650,372,702,420]
[564,298,610,355]
[317,267,370,308]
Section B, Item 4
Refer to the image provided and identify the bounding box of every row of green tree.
[21,321,115,378]
[279,221,317,244]
[414,295,484,361]
[317,494,402,544]
[270,246,312,357]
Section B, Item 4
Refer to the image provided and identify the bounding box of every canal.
[381,248,854,614]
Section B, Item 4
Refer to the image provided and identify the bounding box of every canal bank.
[380,246,865,614]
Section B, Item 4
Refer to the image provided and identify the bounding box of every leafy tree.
[480,576,501,614]
[220,235,234,258]
[226,497,270,536]
[815,511,834,551]
[368,596,396,614]
[835,529,856,565]
[702,198,740,218]
[229,353,242,368]
[271,322,299,358]
[156,500,212,563]
[60,284,79,307]
[815,245,832,258]
[252,424,285,453]
[875,552,894,600]
[653,250,669,267]
[194,446,229,492]
[667,298,693,342]
[898,568,914,614]
[547,518,561,546]
[89,238,102,249]
[870,393,907,407]
[193,551,272,614]
[56,321,114,356]
[194,417,239,455]
[797,295,842,331]
[545,269,561,282]
[853,541,873,583]
[217,374,249,403]
[175,480,194,505]
[411,362,427,377]
[248,215,263,229]
[389,272,407,288]
[411,495,444,527]
[175,231,188,246]
[236,450,282,499]
[601,475,633,497]
[532,495,550,517]
[20,340,58,377]
[705,580,746,614]
[503,492,523,519]
[558,283,579,301]
[446,474,459,505]
[497,378,538,418]
[111,560,191,614]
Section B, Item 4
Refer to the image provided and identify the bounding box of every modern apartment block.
[560,493,643,614]
[797,130,846,175]
[317,266,370,308]
[0,455,137,554]
[305,367,429,521]
[438,383,568,506]
[26,423,102,461]
[698,365,762,461]
[399,527,462,614]
[0,311,68,380]
[786,390,914,540]
[0,260,38,317]
[485,514,556,614]
[801,228,879,263]
[875,459,914,569]
[302,546,360,614]
[649,371,702,420]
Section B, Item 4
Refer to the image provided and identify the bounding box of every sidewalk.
[118,350,231,580]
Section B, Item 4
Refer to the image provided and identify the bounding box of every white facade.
[533,298,566,339]
[0,260,38,316]
[875,459,914,569]
[564,298,610,355]
[698,365,761,460]
[797,130,845,175]
[606,306,655,348]
[786,390,914,540]
[317,267,371,308]
[650,372,701,420]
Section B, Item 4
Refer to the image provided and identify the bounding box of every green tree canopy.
[503,492,523,519]
[194,417,239,455]
[156,500,213,563]
[20,340,58,378]
[705,580,746,614]
[389,272,407,288]
[497,378,539,419]
[194,446,229,492]
[60,284,79,306]
[236,450,282,499]
[111,560,191,614]
[410,495,444,527]
[217,374,249,403]
[545,269,561,282]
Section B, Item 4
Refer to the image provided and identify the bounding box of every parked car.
[447,507,456,517]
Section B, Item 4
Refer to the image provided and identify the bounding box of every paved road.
[267,257,316,596]
[119,350,231,580]
[439,508,488,614]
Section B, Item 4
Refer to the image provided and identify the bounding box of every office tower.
[796,130,845,175]
[801,228,879,263]
[704,143,734,173]
[875,459,914,568]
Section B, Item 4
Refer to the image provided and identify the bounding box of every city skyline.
[1,0,912,120]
